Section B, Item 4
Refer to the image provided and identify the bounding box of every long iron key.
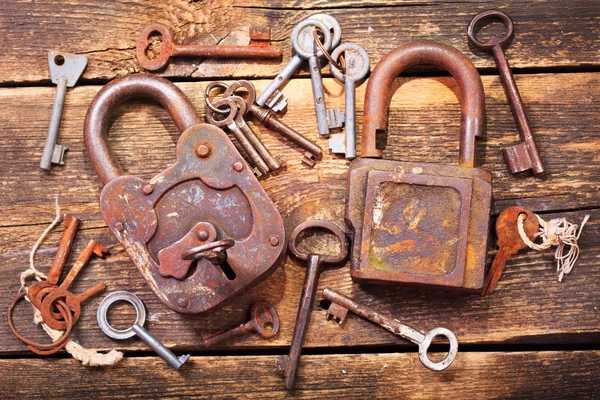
[98,291,190,370]
[223,80,323,167]
[136,24,281,71]
[205,97,270,175]
[279,220,349,390]
[481,206,539,296]
[40,51,87,170]
[322,289,458,371]
[202,301,280,347]
[468,10,545,176]
[328,43,370,159]
[256,19,332,114]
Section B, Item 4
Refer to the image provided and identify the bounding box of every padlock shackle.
[362,40,485,167]
[84,74,202,185]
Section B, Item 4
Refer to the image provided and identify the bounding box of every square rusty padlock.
[346,41,492,292]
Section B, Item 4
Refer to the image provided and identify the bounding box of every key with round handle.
[98,291,190,370]
[328,43,370,159]
[468,10,545,176]
[256,18,333,115]
[481,206,540,296]
[205,97,270,175]
[202,301,280,347]
[278,220,349,390]
[322,289,458,371]
[136,24,282,71]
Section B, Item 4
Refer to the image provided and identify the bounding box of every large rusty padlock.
[84,74,286,313]
[346,41,492,292]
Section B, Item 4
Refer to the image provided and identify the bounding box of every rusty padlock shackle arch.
[84,74,202,185]
[361,40,486,168]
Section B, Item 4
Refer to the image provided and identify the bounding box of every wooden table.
[1,1,599,398]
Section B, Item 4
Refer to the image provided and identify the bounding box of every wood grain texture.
[0,0,599,84]
[0,73,598,354]
[1,351,599,399]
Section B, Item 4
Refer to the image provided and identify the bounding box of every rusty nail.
[178,298,189,308]
[142,184,154,195]
[196,143,212,158]
[269,236,280,247]
[115,221,124,231]
[233,161,244,172]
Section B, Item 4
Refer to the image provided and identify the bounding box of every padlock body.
[346,158,491,291]
[99,123,286,313]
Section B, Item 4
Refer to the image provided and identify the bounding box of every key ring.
[97,291,146,340]
[204,81,231,114]
[467,10,514,50]
[418,327,459,371]
[288,220,349,264]
[181,239,235,261]
[8,291,73,355]
[312,29,345,73]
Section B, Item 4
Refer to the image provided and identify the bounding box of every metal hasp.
[468,10,545,176]
[84,74,286,314]
[346,40,492,292]
[40,50,87,170]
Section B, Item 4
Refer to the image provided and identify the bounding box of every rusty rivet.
[198,230,209,241]
[115,222,124,231]
[196,143,212,158]
[269,236,280,247]
[233,161,245,172]
[177,298,189,308]
[142,184,154,195]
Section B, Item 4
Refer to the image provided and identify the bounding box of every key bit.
[40,50,87,171]
[504,141,544,175]
[326,108,345,130]
[263,90,288,113]
[328,133,346,155]
[325,301,349,325]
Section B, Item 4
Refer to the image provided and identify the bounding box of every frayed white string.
[517,213,590,282]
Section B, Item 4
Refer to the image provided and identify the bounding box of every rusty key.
[202,301,280,347]
[28,215,80,306]
[468,10,545,176]
[40,282,107,330]
[481,206,540,296]
[279,220,349,390]
[137,24,282,71]
[31,239,108,310]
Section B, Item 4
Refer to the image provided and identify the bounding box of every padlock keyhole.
[218,260,237,281]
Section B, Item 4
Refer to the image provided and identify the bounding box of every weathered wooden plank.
[0,73,598,229]
[1,208,597,354]
[1,351,599,399]
[0,0,599,84]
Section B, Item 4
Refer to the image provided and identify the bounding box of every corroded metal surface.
[84,74,286,314]
[347,40,492,292]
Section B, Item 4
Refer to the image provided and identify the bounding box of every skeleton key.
[28,215,80,306]
[481,206,540,296]
[202,301,280,347]
[31,239,107,310]
[322,289,458,371]
[40,283,107,330]
[328,43,370,159]
[222,80,323,167]
[98,291,190,370]
[136,24,281,71]
[279,220,349,390]
[256,19,332,114]
[205,97,270,175]
[468,10,545,176]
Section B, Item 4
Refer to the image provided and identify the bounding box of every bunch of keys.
[8,215,108,354]
[205,80,323,168]
[256,14,345,136]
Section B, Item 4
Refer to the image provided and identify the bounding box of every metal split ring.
[204,81,231,114]
[312,28,345,73]
[182,239,235,261]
